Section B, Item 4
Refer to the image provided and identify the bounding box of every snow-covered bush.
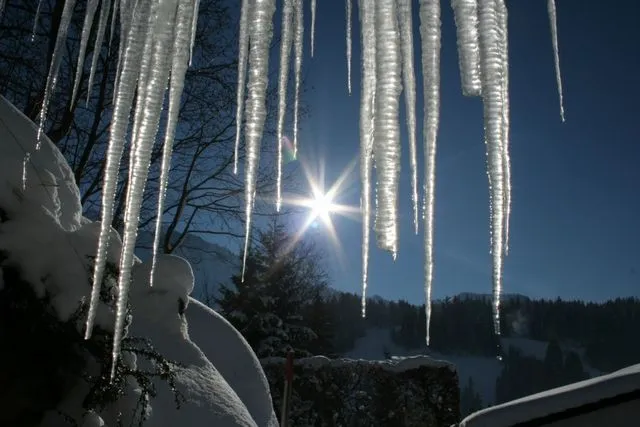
[261,355,460,426]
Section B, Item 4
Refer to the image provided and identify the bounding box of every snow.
[419,0,441,345]
[0,96,279,426]
[460,363,640,427]
[0,95,82,232]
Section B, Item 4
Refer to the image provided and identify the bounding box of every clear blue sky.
[283,0,640,304]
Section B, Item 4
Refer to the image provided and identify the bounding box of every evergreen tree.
[217,218,330,358]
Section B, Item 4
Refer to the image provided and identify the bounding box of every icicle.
[85,0,153,341]
[497,0,511,256]
[397,0,419,234]
[358,0,376,317]
[419,0,441,346]
[276,0,294,212]
[31,0,44,41]
[292,0,304,158]
[87,0,112,105]
[241,0,276,281]
[114,0,135,106]
[112,0,180,378]
[310,0,316,57]
[478,0,506,336]
[233,0,250,175]
[189,0,200,65]
[34,0,77,151]
[71,0,100,107]
[451,0,482,96]
[373,0,401,256]
[547,0,565,121]
[346,0,352,94]
[109,0,121,53]
[152,0,196,290]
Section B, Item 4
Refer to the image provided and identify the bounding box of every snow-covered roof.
[459,363,640,427]
[262,354,454,372]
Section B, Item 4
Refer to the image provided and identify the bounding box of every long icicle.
[71,0,100,107]
[35,0,77,150]
[113,0,180,378]
[478,0,506,336]
[87,0,113,106]
[31,0,44,41]
[373,0,402,256]
[241,0,276,281]
[310,0,316,57]
[85,0,152,341]
[189,0,200,65]
[233,0,250,175]
[276,0,294,212]
[292,0,304,158]
[346,0,352,94]
[398,0,419,234]
[151,0,196,288]
[547,0,564,121]
[450,0,482,97]
[498,0,511,256]
[358,0,376,317]
[419,0,441,346]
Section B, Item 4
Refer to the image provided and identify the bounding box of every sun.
[309,188,334,223]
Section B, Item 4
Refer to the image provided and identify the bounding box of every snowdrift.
[0,95,277,427]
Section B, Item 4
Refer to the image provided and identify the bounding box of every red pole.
[280,350,294,427]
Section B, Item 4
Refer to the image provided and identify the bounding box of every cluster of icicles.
[21,0,564,374]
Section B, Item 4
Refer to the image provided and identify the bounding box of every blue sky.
[282,0,640,304]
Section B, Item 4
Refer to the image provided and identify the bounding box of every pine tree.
[216,218,329,358]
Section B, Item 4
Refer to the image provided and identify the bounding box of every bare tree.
[0,0,306,253]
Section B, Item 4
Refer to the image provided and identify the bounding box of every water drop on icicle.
[358,0,376,317]
[152,0,197,289]
[373,0,401,256]
[86,0,153,341]
[292,0,304,158]
[450,0,482,97]
[345,0,352,94]
[478,0,507,336]
[241,0,276,281]
[497,0,511,256]
[547,0,565,122]
[275,0,294,212]
[31,0,44,41]
[112,0,180,378]
[419,0,441,346]
[87,0,112,106]
[397,0,419,235]
[71,0,100,107]
[310,0,316,57]
[233,0,250,175]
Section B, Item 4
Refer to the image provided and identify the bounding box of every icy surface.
[478,0,507,335]
[292,0,304,157]
[241,0,276,281]
[398,0,419,234]
[345,0,352,93]
[373,0,402,257]
[234,0,250,175]
[275,0,294,211]
[419,0,441,346]
[451,0,482,96]
[357,0,376,316]
[547,0,565,121]
[71,0,99,106]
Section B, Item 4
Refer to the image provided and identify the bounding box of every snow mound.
[0,95,82,231]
